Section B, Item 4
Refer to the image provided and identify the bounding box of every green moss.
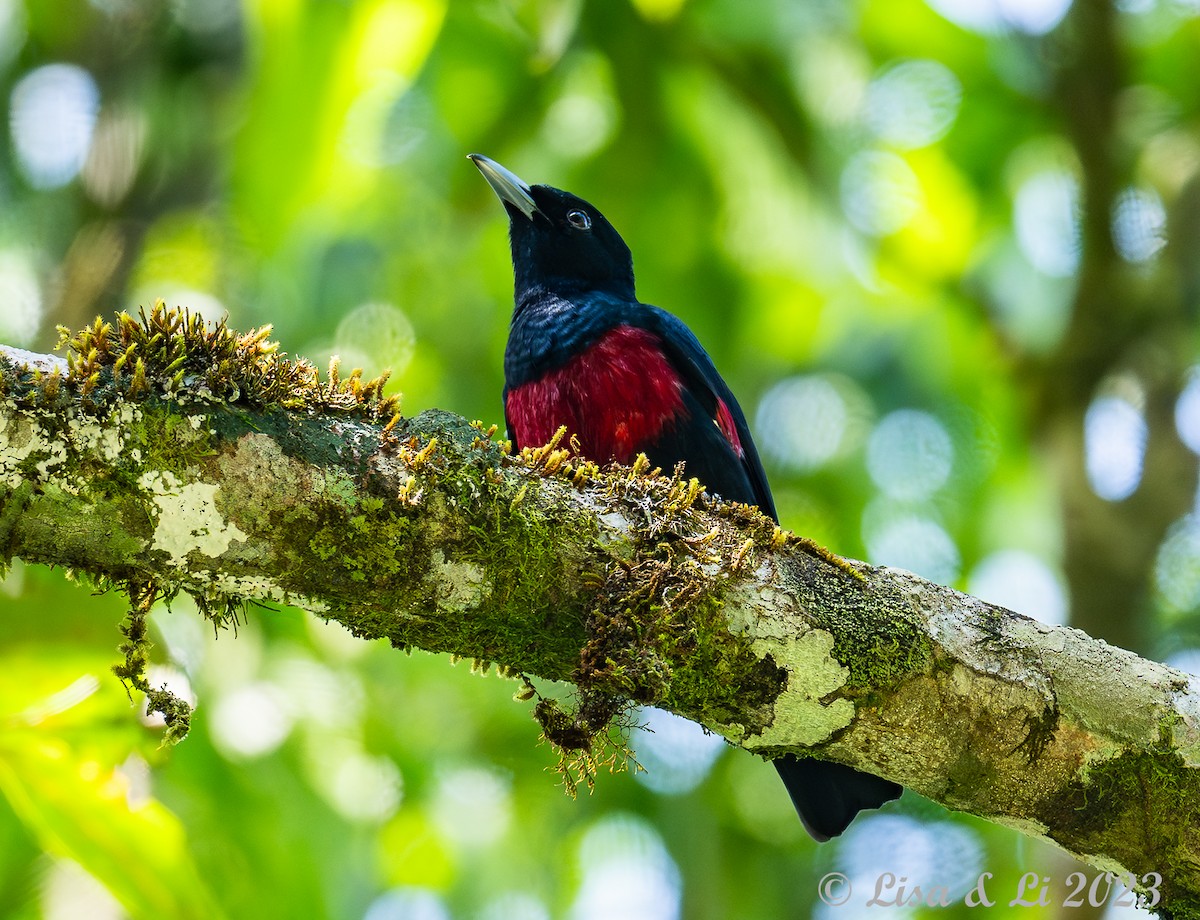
[71,406,219,505]
[796,566,933,694]
[308,507,413,585]
[832,628,931,693]
[414,439,595,672]
[1041,745,1200,914]
[112,578,192,744]
[0,481,34,565]
[1053,747,1197,839]
[659,593,787,728]
[458,503,590,668]
[283,421,596,684]
[134,411,215,472]
[48,304,399,420]
[500,459,796,762]
[17,485,152,572]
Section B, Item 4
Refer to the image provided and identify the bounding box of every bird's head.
[469,154,635,304]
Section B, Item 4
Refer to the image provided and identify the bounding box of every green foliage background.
[1,0,1199,917]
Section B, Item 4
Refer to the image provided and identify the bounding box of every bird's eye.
[566,209,591,230]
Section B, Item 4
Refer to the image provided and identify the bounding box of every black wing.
[638,305,777,520]
[502,383,518,449]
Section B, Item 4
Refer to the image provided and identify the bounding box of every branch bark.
[1,340,1198,915]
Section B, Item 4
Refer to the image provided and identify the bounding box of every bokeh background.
[1,0,1199,917]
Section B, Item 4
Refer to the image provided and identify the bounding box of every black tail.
[774,754,902,841]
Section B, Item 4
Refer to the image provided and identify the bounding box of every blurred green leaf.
[0,734,225,920]
[235,0,446,249]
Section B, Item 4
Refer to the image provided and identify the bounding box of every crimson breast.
[505,325,685,464]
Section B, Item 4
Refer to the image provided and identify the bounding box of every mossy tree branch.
[0,314,1198,916]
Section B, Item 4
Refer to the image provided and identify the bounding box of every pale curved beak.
[468,153,540,221]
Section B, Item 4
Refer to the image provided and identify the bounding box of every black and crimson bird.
[470,153,901,840]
